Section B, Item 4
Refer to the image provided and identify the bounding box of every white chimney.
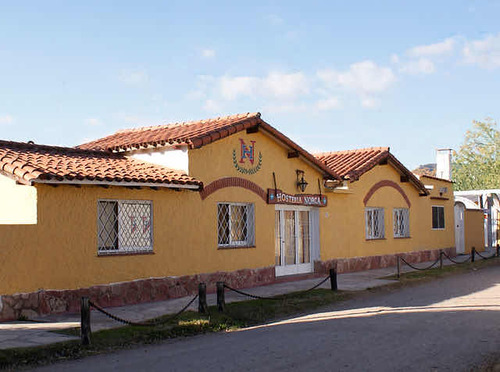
[436,149,452,181]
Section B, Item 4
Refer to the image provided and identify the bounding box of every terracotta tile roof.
[78,112,263,152]
[0,140,202,188]
[78,112,341,181]
[315,147,428,195]
[315,147,390,180]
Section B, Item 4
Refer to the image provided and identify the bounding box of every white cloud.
[318,60,396,94]
[186,75,215,100]
[203,99,223,112]
[262,72,308,99]
[317,61,395,108]
[216,72,308,101]
[360,97,379,109]
[0,115,13,125]
[263,102,308,114]
[407,37,456,57]
[118,69,149,85]
[314,97,341,111]
[201,49,216,59]
[463,33,500,69]
[85,118,101,126]
[390,54,400,64]
[399,58,436,75]
[219,76,259,100]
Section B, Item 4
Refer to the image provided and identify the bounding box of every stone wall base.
[314,247,456,274]
[0,247,456,321]
[0,267,276,322]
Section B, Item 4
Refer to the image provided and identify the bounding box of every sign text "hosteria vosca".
[267,189,328,207]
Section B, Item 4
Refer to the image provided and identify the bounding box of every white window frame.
[217,202,255,248]
[365,207,385,240]
[393,208,410,238]
[432,205,445,230]
[97,199,153,255]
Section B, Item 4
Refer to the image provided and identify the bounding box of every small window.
[217,203,255,247]
[97,200,153,254]
[365,207,385,240]
[432,206,445,229]
[393,208,410,238]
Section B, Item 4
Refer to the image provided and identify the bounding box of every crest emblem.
[232,138,262,174]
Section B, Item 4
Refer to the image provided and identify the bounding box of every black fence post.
[471,247,476,263]
[198,283,208,314]
[396,256,400,279]
[496,244,499,257]
[329,268,338,291]
[439,251,443,270]
[80,297,91,346]
[216,282,225,313]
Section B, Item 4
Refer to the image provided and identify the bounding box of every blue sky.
[1,1,500,169]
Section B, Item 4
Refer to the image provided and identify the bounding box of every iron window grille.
[393,208,410,238]
[217,202,255,247]
[432,205,445,229]
[365,207,385,240]
[97,200,153,254]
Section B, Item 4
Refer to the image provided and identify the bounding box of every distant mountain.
[413,163,436,177]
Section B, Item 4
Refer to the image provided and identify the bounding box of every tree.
[452,118,500,191]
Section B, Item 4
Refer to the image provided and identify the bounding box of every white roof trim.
[32,179,200,190]
[455,189,500,196]
[454,196,482,210]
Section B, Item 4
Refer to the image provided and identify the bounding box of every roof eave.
[256,120,341,181]
[387,155,429,196]
[32,179,202,190]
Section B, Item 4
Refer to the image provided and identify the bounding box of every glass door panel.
[284,211,296,265]
[274,210,281,265]
[297,211,310,264]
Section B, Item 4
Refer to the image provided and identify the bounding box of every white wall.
[0,175,37,224]
[129,146,189,174]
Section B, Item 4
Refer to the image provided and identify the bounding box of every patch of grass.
[0,289,349,370]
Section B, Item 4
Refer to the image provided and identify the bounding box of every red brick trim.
[200,177,267,201]
[363,180,411,207]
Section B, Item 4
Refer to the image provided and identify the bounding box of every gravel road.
[29,265,500,372]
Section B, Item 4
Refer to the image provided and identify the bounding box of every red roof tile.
[78,113,263,152]
[315,147,428,195]
[0,140,202,188]
[78,113,341,180]
[315,147,389,180]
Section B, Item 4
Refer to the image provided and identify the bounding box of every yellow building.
[0,113,455,320]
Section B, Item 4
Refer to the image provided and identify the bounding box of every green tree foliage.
[452,118,500,191]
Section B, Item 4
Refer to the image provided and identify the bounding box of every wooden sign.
[267,189,327,207]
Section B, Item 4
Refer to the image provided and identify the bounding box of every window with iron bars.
[97,200,153,254]
[393,208,410,238]
[365,207,385,240]
[217,203,255,247]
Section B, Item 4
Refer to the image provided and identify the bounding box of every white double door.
[274,206,318,276]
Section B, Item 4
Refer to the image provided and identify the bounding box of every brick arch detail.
[363,180,411,208]
[200,177,267,201]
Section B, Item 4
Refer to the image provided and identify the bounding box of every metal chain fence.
[87,294,198,328]
[223,275,332,301]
